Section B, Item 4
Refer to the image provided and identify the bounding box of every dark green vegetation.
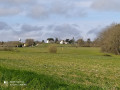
[0,44,120,90]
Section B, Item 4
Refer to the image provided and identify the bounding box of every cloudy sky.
[0,0,120,41]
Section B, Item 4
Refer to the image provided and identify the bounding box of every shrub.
[5,41,22,47]
[0,47,16,51]
[48,44,57,53]
[103,54,112,57]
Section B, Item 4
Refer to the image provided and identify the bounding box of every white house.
[46,38,54,43]
[46,40,49,43]
[60,39,70,44]
[23,44,26,47]
[60,40,64,44]
[64,42,68,44]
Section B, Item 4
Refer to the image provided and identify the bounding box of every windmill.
[19,38,21,42]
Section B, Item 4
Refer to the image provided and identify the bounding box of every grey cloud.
[91,0,120,11]
[47,25,55,30]
[0,0,33,4]
[72,24,80,28]
[0,7,21,16]
[0,21,11,30]
[28,5,49,19]
[21,24,44,32]
[0,23,82,41]
[45,24,81,39]
[51,1,73,15]
[15,24,82,41]
[28,1,87,19]
[52,3,86,17]
[11,24,44,39]
[86,25,106,40]
[0,22,17,41]
[87,28,100,35]
[8,24,45,41]
[0,31,16,41]
[54,24,80,34]
[0,0,87,18]
[0,0,35,17]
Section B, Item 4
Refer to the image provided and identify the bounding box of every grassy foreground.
[0,44,120,90]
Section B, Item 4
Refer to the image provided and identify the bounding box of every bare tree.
[92,38,101,47]
[77,38,85,47]
[25,39,35,47]
[98,24,120,55]
[86,38,91,47]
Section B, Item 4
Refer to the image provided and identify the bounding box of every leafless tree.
[77,38,85,47]
[98,24,120,55]
[25,39,35,47]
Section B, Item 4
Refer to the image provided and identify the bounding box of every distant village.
[0,37,75,47]
[46,37,75,44]
[0,37,98,47]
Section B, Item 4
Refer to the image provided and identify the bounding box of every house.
[64,42,68,44]
[46,38,54,43]
[65,39,70,44]
[60,40,64,44]
[60,39,69,44]
[23,43,26,47]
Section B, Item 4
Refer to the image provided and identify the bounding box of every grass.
[0,66,102,90]
[0,44,120,90]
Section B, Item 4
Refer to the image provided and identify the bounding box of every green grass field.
[0,44,120,90]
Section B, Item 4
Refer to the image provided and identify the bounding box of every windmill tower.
[19,38,21,42]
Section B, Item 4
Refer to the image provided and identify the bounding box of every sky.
[0,0,120,42]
